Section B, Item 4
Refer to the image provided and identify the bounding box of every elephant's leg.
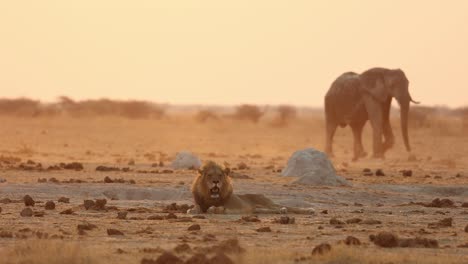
[325,121,338,157]
[364,97,384,158]
[382,98,394,153]
[351,121,367,161]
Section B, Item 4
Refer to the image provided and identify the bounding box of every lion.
[188,161,315,214]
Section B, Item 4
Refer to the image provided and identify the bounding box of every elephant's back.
[325,72,363,123]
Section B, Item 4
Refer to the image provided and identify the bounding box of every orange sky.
[0,1,467,107]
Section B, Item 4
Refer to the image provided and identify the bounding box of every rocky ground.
[0,116,467,263]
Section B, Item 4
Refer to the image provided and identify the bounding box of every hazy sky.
[1,1,467,107]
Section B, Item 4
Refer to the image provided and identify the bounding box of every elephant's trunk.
[399,100,411,152]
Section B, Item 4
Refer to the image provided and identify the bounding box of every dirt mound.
[171,151,202,170]
[281,148,348,186]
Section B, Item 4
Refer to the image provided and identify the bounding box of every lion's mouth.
[210,186,220,199]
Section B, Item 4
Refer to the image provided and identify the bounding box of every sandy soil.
[0,115,467,263]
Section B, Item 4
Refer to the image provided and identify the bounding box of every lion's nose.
[213,180,219,184]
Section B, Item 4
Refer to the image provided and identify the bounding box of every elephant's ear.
[360,71,389,103]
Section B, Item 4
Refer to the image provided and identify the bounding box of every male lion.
[188,161,314,214]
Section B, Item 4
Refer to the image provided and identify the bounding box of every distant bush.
[408,106,435,128]
[233,104,264,123]
[0,97,166,119]
[195,109,219,123]
[271,105,297,127]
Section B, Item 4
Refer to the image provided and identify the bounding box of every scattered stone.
[38,178,47,183]
[0,231,13,238]
[230,172,253,179]
[462,202,468,208]
[209,253,234,264]
[83,200,95,210]
[256,227,271,232]
[192,215,206,220]
[64,162,84,171]
[104,176,113,183]
[321,210,328,214]
[117,211,128,219]
[58,197,70,203]
[77,222,97,231]
[274,216,295,224]
[185,253,209,264]
[375,169,385,176]
[428,218,452,228]
[237,162,249,170]
[282,148,349,186]
[241,215,260,222]
[346,218,362,224]
[330,218,345,225]
[173,243,191,253]
[34,211,45,217]
[20,208,33,217]
[401,170,413,177]
[361,219,382,225]
[107,229,124,236]
[164,203,192,213]
[425,198,455,208]
[60,208,74,215]
[48,177,59,183]
[23,195,35,206]
[465,224,468,233]
[188,224,201,231]
[94,199,107,210]
[362,168,373,176]
[96,166,120,172]
[165,213,177,219]
[171,151,202,170]
[0,207,2,213]
[128,159,135,166]
[0,198,12,204]
[344,236,361,245]
[370,232,399,248]
[312,243,332,255]
[147,215,164,220]
[398,237,438,248]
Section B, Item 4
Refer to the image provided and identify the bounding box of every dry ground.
[0,114,467,264]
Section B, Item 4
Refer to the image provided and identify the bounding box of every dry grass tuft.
[3,240,101,264]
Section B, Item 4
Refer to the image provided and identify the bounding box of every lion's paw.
[207,206,225,214]
[187,207,201,215]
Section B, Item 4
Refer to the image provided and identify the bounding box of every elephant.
[324,67,419,161]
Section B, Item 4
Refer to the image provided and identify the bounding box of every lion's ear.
[223,167,231,176]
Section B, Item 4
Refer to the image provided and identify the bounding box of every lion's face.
[200,165,230,199]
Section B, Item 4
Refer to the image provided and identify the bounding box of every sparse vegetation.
[271,105,297,127]
[195,109,219,123]
[233,104,264,123]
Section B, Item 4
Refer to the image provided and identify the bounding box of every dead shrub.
[271,105,297,127]
[233,104,264,123]
[195,109,219,123]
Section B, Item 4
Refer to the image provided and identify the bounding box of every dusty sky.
[0,1,467,107]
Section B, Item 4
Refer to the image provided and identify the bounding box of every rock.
[344,236,361,245]
[165,213,177,219]
[185,253,209,264]
[274,216,295,224]
[0,231,13,238]
[281,148,348,186]
[77,222,97,231]
[362,168,373,176]
[96,166,120,172]
[20,208,33,217]
[209,253,234,264]
[425,198,455,208]
[23,195,35,206]
[60,208,74,215]
[34,211,45,217]
[188,224,201,231]
[237,162,249,170]
[107,229,124,236]
[312,243,331,255]
[45,201,55,210]
[0,207,2,213]
[58,197,70,203]
[104,176,114,183]
[171,151,202,170]
[464,224,468,233]
[128,159,135,166]
[401,170,413,177]
[256,227,271,232]
[375,169,385,176]
[398,237,438,248]
[64,162,84,171]
[173,243,191,253]
[462,202,468,208]
[94,199,107,210]
[361,219,382,225]
[0,198,12,204]
[429,218,452,228]
[241,215,260,222]
[147,215,164,220]
[370,232,398,248]
[346,218,362,224]
[83,200,95,210]
[330,218,345,225]
[143,252,183,264]
[117,211,128,219]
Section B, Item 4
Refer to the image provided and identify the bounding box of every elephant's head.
[360,68,419,152]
